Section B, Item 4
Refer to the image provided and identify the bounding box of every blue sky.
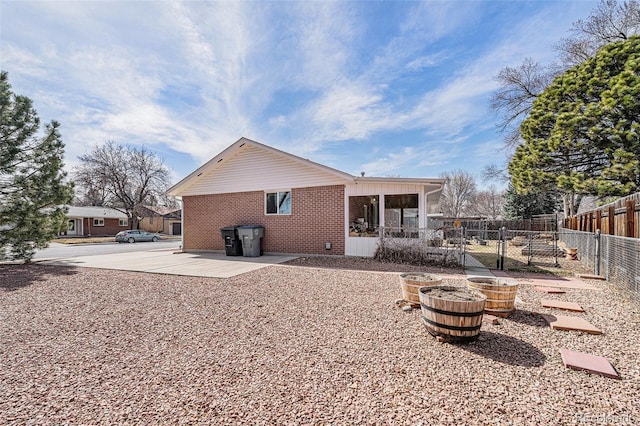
[1,0,596,187]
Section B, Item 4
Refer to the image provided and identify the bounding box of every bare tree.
[490,58,556,150]
[487,0,640,182]
[439,170,477,218]
[74,141,172,229]
[556,0,640,66]
[73,173,111,206]
[469,185,505,221]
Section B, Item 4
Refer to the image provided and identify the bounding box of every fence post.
[552,214,559,267]
[500,227,506,271]
[626,199,636,237]
[594,229,601,276]
[527,230,533,265]
[461,226,466,267]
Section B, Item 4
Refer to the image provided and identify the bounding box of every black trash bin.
[237,225,264,257]
[221,226,243,256]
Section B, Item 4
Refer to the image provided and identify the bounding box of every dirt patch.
[421,286,485,302]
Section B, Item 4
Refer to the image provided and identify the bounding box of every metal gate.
[463,227,564,272]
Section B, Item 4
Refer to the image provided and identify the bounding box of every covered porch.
[344,178,444,257]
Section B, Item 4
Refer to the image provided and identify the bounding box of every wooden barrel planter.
[399,273,443,304]
[419,286,486,343]
[466,276,519,318]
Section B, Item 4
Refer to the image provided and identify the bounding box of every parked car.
[115,230,161,243]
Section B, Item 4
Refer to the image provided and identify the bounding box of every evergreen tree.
[502,184,560,220]
[509,36,640,199]
[0,71,74,261]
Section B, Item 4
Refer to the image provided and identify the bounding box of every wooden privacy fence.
[563,193,640,238]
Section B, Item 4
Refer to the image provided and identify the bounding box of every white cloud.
[0,0,599,182]
[406,51,451,71]
[357,143,460,177]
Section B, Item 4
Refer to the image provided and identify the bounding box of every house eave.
[353,176,446,187]
[167,137,354,197]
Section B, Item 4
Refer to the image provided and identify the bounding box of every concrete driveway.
[40,248,297,278]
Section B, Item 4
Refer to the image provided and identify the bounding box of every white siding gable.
[178,145,349,195]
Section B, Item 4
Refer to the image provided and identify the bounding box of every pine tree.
[509,36,640,198]
[0,71,74,261]
[502,184,560,220]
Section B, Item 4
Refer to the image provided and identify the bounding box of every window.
[119,218,128,227]
[93,218,104,227]
[384,194,418,237]
[348,195,380,237]
[265,191,291,215]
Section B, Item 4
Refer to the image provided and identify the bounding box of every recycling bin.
[220,226,243,256]
[237,225,264,257]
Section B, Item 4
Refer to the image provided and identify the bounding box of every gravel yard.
[1,260,639,425]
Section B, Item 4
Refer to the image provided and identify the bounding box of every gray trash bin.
[237,225,264,257]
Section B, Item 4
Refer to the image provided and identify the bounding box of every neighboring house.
[167,137,445,257]
[61,206,129,237]
[139,205,182,235]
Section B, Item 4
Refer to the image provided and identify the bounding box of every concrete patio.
[39,249,297,278]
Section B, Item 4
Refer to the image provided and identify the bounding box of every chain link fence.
[560,229,640,302]
[375,221,639,303]
[462,228,565,271]
[374,226,463,267]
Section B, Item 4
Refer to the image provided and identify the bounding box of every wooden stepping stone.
[560,349,620,379]
[541,299,585,312]
[534,286,566,294]
[541,314,602,334]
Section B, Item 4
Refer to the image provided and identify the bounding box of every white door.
[67,219,77,235]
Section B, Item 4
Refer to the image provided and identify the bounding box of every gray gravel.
[1,261,639,425]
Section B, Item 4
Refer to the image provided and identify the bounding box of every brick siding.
[82,218,128,236]
[182,185,345,255]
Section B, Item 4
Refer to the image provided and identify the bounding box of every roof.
[167,137,353,196]
[142,205,181,216]
[65,205,128,219]
[167,137,445,196]
[354,176,447,186]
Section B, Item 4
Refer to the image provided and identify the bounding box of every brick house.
[61,206,129,237]
[138,206,182,236]
[167,138,445,257]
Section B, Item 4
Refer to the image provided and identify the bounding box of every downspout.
[177,197,184,251]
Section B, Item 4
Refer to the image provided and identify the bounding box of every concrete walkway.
[40,249,297,278]
[463,253,495,278]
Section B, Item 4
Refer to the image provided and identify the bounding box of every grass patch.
[55,237,116,244]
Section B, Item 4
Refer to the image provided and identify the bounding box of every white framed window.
[119,218,128,227]
[265,190,291,215]
[93,218,105,227]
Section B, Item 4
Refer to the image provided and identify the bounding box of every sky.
[1,0,598,188]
